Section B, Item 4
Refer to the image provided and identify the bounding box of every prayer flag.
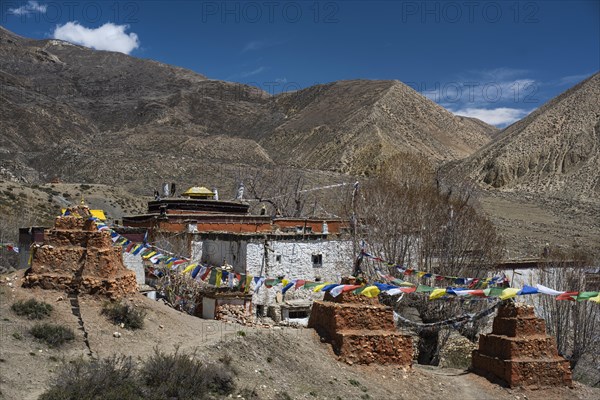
[499,288,519,300]
[429,288,446,300]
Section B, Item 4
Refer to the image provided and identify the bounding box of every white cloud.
[240,66,266,77]
[52,22,140,54]
[451,107,531,127]
[9,1,47,15]
[242,39,285,53]
[243,40,266,52]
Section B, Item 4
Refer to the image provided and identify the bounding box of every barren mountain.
[265,80,496,174]
[0,26,495,194]
[446,72,600,200]
[443,73,600,256]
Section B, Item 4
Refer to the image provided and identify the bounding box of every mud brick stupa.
[25,205,137,298]
[472,302,573,388]
[308,279,413,365]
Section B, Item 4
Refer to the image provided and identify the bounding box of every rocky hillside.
[266,80,496,174]
[0,26,495,195]
[446,72,600,200]
[442,73,600,256]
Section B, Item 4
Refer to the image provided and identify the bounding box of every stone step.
[492,316,547,337]
[332,330,413,366]
[472,351,572,388]
[496,303,536,318]
[478,333,558,359]
[308,301,395,336]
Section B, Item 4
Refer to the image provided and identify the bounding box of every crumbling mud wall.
[472,302,573,388]
[25,212,137,298]
[309,289,413,366]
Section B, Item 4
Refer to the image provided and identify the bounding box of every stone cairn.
[25,206,137,298]
[472,302,573,388]
[308,278,413,366]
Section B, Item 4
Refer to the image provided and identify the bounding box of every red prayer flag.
[556,292,578,301]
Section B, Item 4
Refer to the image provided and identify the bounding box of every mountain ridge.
[0,26,495,192]
[445,72,600,200]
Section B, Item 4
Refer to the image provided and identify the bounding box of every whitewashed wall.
[122,252,145,285]
[189,236,353,306]
[247,239,353,306]
[190,240,203,263]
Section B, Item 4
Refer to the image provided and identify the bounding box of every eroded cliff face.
[448,73,600,200]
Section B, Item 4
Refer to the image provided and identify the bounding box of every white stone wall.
[190,240,203,262]
[247,239,353,306]
[188,235,353,306]
[122,252,145,285]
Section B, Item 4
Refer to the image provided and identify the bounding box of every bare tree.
[236,166,308,217]
[236,166,354,218]
[534,249,600,383]
[355,153,504,364]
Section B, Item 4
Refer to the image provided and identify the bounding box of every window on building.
[312,254,323,268]
[288,309,309,319]
[255,305,265,317]
[275,254,282,263]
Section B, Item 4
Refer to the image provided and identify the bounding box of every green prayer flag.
[303,282,320,290]
[416,285,434,293]
[208,269,218,285]
[576,292,599,301]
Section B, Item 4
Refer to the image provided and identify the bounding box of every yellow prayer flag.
[245,275,253,293]
[182,264,197,274]
[313,283,328,292]
[499,288,520,300]
[589,294,600,303]
[429,288,446,300]
[361,286,381,298]
[142,251,157,259]
[417,271,426,278]
[216,270,222,288]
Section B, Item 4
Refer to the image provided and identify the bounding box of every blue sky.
[1,0,599,126]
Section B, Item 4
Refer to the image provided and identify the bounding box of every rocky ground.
[1,270,598,400]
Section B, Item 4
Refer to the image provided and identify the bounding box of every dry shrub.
[12,298,53,319]
[101,301,146,330]
[30,323,75,347]
[156,267,211,315]
[39,349,236,400]
[140,348,235,399]
[39,356,141,400]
